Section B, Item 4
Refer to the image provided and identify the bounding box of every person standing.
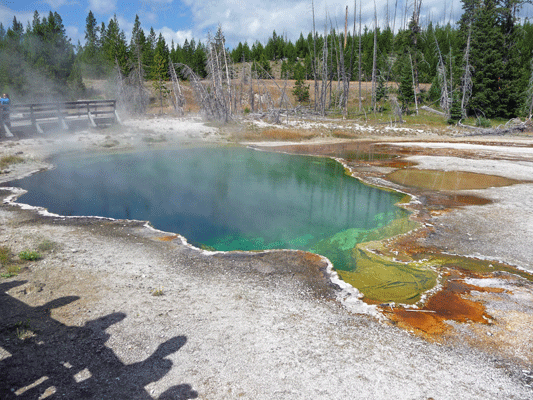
[0,93,10,129]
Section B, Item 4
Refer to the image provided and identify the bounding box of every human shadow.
[0,281,197,399]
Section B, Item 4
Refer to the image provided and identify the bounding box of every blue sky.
[1,0,532,49]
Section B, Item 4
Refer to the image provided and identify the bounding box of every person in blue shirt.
[0,93,10,129]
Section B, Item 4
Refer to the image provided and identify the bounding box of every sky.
[1,0,532,49]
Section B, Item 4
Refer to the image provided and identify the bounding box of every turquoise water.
[9,146,407,255]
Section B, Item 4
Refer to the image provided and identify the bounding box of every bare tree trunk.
[358,0,362,112]
[449,44,453,115]
[461,23,472,117]
[221,36,232,116]
[528,61,533,119]
[408,51,419,115]
[329,26,334,110]
[371,0,378,113]
[312,0,319,112]
[411,0,421,94]
[169,60,185,116]
[433,33,450,116]
[348,0,356,104]
[393,0,398,33]
[319,16,328,116]
[249,64,255,112]
[344,6,348,49]
[340,26,349,117]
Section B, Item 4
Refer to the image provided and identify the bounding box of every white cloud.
[88,0,117,15]
[178,0,467,47]
[0,5,35,28]
[158,26,194,46]
[66,25,83,44]
[143,11,158,24]
[44,0,80,8]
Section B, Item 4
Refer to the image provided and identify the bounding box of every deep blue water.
[8,146,407,252]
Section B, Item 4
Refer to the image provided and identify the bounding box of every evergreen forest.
[1,0,532,121]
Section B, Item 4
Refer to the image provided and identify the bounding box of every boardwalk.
[1,100,120,138]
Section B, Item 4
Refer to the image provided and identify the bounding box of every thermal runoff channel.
[9,146,429,301]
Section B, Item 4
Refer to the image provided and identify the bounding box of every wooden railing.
[1,100,120,137]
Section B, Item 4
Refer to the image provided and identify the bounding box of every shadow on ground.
[0,281,197,399]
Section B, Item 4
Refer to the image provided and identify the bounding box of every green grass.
[0,246,11,265]
[1,265,20,278]
[0,155,24,170]
[0,247,20,278]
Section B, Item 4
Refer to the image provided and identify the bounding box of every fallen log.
[459,118,532,136]
[421,106,446,116]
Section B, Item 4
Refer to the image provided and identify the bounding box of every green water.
[9,145,436,302]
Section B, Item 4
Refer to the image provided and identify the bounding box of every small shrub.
[101,139,120,148]
[142,134,167,143]
[0,247,19,278]
[447,93,462,125]
[15,319,34,340]
[152,287,164,296]
[1,265,20,278]
[18,250,42,261]
[0,246,11,265]
[243,106,251,114]
[292,78,310,103]
[37,239,56,252]
[476,117,491,128]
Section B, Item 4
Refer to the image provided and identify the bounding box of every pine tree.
[142,27,157,77]
[80,10,105,77]
[448,92,462,124]
[101,15,128,74]
[398,54,414,112]
[292,63,309,102]
[465,0,526,118]
[67,58,86,99]
[192,41,207,78]
[152,33,169,81]
[251,53,271,79]
[152,51,170,113]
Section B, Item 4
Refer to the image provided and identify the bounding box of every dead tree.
[312,0,319,112]
[410,0,422,94]
[177,63,228,122]
[320,18,329,116]
[206,32,228,121]
[339,30,349,117]
[371,0,378,112]
[358,0,363,112]
[433,33,451,116]
[349,0,357,111]
[408,51,419,115]
[528,63,533,119]
[128,44,150,114]
[169,56,185,116]
[460,24,473,117]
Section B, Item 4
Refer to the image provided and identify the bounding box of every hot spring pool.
[8,145,436,303]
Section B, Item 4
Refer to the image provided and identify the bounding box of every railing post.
[30,105,43,134]
[57,103,68,130]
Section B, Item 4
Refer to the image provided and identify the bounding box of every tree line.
[0,12,84,102]
[0,0,532,119]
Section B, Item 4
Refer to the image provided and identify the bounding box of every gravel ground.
[0,117,532,399]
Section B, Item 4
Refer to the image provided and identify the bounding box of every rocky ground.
[0,115,532,399]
